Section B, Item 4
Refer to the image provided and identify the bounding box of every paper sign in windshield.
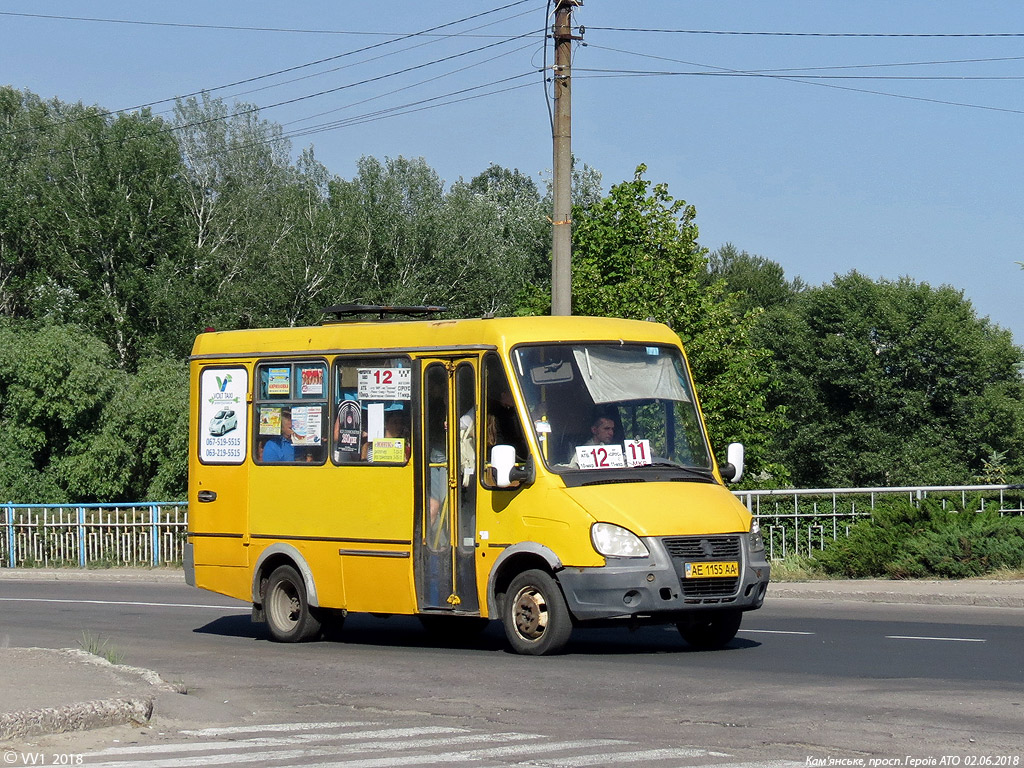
[357,368,411,400]
[574,444,626,470]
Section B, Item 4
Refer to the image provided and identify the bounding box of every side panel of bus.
[189,362,253,602]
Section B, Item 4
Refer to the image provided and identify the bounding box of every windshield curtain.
[513,343,712,473]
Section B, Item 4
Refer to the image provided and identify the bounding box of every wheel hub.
[512,586,548,640]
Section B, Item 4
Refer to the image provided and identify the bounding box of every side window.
[332,356,413,465]
[482,353,528,488]
[254,361,327,464]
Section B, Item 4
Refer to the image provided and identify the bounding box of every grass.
[79,631,126,665]
[770,557,1024,581]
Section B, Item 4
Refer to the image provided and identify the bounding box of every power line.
[586,43,1024,74]
[22,30,543,160]
[2,0,540,138]
[574,68,1024,81]
[588,27,1024,38]
[0,9,533,37]
[581,43,1024,115]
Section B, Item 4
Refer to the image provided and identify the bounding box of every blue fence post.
[77,507,86,568]
[5,505,14,568]
[150,505,160,567]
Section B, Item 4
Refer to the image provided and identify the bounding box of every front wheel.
[502,569,573,655]
[677,609,742,650]
[264,564,322,642]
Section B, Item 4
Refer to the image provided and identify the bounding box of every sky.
[2,1,1024,343]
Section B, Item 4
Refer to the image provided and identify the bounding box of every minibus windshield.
[512,343,712,475]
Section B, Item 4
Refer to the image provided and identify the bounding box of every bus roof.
[190,315,681,360]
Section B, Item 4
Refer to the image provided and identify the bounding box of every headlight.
[749,518,765,553]
[591,523,649,558]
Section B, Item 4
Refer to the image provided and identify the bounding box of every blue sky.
[2,1,1023,343]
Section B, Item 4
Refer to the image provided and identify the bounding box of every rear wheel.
[677,609,742,650]
[264,564,322,642]
[502,569,573,656]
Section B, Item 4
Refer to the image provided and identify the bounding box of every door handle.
[197,490,217,503]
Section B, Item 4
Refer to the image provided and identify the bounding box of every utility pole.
[550,0,581,316]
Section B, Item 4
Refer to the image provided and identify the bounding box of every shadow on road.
[192,612,762,656]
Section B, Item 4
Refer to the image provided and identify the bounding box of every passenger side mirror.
[720,442,745,483]
[490,445,534,488]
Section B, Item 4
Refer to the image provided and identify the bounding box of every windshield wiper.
[644,462,714,479]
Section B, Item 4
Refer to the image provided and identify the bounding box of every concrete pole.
[550,1,577,316]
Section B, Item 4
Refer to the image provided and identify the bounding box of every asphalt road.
[1,578,1022,762]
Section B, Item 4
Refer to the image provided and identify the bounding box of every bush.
[814,499,1024,579]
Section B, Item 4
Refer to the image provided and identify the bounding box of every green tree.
[0,322,118,502]
[761,272,1024,486]
[0,88,190,369]
[565,165,787,483]
[58,357,189,501]
[704,243,804,317]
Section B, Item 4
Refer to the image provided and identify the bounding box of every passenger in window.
[362,409,412,462]
[263,408,296,462]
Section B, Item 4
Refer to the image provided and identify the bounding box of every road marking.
[885,634,985,643]
[85,737,624,768]
[534,747,731,766]
[179,721,370,737]
[90,726,487,757]
[0,596,249,611]
[738,629,815,636]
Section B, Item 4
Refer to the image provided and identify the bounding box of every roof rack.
[322,304,447,322]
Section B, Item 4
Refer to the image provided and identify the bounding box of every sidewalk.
[0,568,1021,742]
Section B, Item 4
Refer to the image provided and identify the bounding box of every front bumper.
[556,534,769,622]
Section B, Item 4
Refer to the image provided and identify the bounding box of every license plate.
[684,561,739,579]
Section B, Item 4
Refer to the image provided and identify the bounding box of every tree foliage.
[761,272,1024,486]
[567,166,788,483]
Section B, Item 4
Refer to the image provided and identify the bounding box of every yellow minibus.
[185,306,769,655]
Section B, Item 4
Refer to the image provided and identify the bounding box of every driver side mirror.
[490,445,534,488]
[720,442,745,484]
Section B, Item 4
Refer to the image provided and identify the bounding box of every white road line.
[179,721,372,737]
[85,737,622,768]
[531,746,731,766]
[738,629,815,636]
[885,634,986,643]
[89,726,469,756]
[300,740,626,768]
[0,596,248,611]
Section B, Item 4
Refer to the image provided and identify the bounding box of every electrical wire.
[1,0,541,137]
[20,28,543,160]
[578,43,1024,115]
[0,7,535,37]
[587,27,1024,38]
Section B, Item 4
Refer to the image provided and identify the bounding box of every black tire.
[677,609,742,650]
[264,564,322,642]
[502,569,573,655]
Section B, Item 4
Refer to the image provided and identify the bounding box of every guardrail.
[735,485,1024,559]
[0,502,187,568]
[2,486,1022,567]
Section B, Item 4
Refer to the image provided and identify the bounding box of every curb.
[0,568,185,583]
[0,649,180,741]
[0,697,154,741]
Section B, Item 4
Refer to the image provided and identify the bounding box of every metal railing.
[2,485,1022,567]
[0,502,187,568]
[735,485,1024,560]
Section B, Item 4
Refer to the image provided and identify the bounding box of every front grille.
[681,576,740,599]
[662,535,743,601]
[662,535,742,559]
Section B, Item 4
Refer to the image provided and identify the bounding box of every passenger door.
[416,358,480,612]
